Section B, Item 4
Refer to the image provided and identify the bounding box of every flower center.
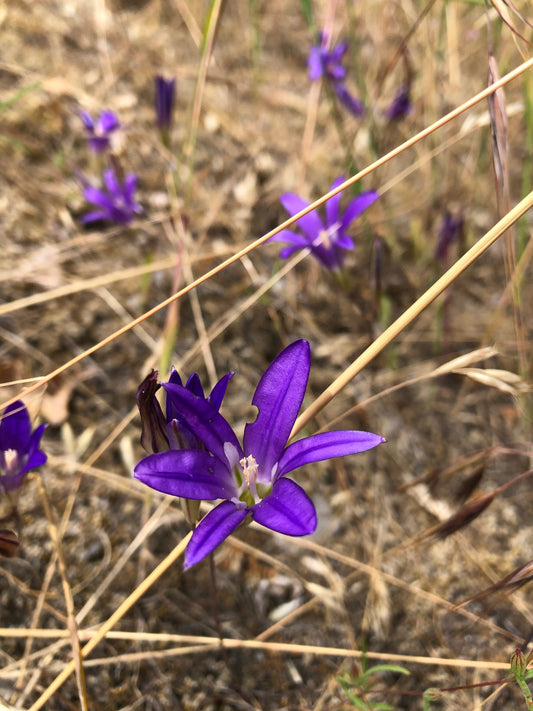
[239,455,259,503]
[2,449,19,476]
[316,221,340,250]
[240,455,258,485]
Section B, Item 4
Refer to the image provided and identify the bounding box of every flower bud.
[511,648,527,676]
[136,371,169,453]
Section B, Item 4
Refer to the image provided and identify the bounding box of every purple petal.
[155,76,176,130]
[330,42,348,65]
[185,373,204,398]
[270,230,311,260]
[184,500,248,568]
[167,368,183,387]
[20,424,47,473]
[162,383,242,464]
[123,174,138,204]
[386,85,412,120]
[134,449,237,500]
[88,137,111,154]
[251,478,317,535]
[103,168,121,196]
[278,245,306,259]
[0,473,25,493]
[165,373,202,442]
[309,244,338,269]
[332,84,365,117]
[325,176,345,227]
[269,230,310,247]
[335,234,354,250]
[98,110,120,133]
[208,372,233,412]
[341,191,379,229]
[244,340,310,483]
[436,212,463,261]
[308,46,324,80]
[0,402,31,452]
[277,430,385,478]
[83,186,114,210]
[280,193,324,241]
[79,111,94,130]
[81,210,108,224]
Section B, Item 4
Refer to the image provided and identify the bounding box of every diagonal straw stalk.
[291,188,533,437]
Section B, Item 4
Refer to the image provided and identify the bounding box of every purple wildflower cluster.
[308,32,413,122]
[74,36,391,572]
[134,340,384,568]
[79,108,142,227]
[79,75,176,226]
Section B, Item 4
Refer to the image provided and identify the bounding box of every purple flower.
[134,340,385,568]
[270,176,379,270]
[385,85,412,121]
[137,368,233,454]
[308,32,348,82]
[80,110,120,154]
[308,32,365,117]
[0,401,46,493]
[154,76,176,133]
[82,167,143,226]
[435,212,463,261]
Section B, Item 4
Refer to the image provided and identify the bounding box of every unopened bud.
[136,371,169,453]
[511,648,527,676]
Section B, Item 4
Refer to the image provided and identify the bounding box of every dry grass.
[0,1,532,709]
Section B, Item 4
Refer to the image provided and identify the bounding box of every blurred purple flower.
[385,85,412,121]
[270,176,379,270]
[0,401,46,493]
[135,339,385,568]
[332,83,365,117]
[81,167,143,225]
[308,32,365,117]
[435,212,463,261]
[154,76,176,133]
[308,32,348,82]
[80,110,120,153]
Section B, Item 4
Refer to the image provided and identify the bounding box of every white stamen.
[240,455,258,486]
[238,454,260,503]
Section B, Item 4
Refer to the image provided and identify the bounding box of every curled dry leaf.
[0,529,20,558]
